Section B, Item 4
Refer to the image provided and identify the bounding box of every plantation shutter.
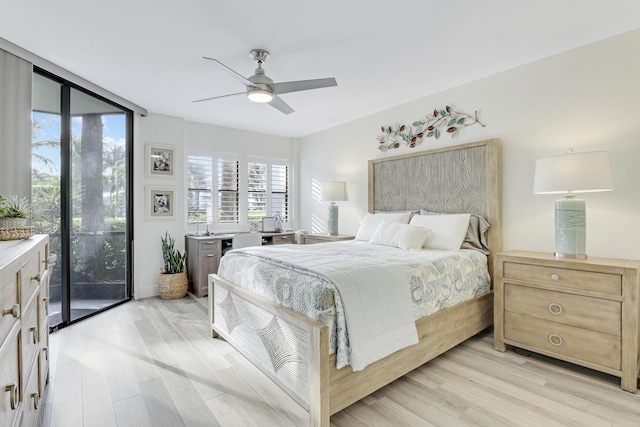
[187,155,213,224]
[218,158,239,224]
[247,161,267,221]
[271,163,289,222]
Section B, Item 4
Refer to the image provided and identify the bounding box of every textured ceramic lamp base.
[327,203,339,236]
[555,196,586,259]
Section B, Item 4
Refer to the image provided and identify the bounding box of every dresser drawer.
[198,240,221,254]
[20,255,42,307]
[39,328,49,397]
[504,284,621,336]
[505,311,620,370]
[503,262,621,295]
[0,327,20,427]
[272,234,294,245]
[20,364,40,427]
[21,298,39,382]
[0,273,19,346]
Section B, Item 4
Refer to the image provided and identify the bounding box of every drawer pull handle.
[43,346,49,361]
[2,304,19,318]
[32,392,39,409]
[32,273,41,282]
[207,254,215,257]
[549,333,563,346]
[550,274,559,281]
[30,326,38,344]
[548,302,563,315]
[43,296,49,311]
[5,384,18,410]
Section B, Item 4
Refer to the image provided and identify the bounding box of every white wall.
[299,29,640,261]
[134,115,294,298]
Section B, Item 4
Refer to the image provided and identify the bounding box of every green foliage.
[0,195,31,218]
[161,231,187,274]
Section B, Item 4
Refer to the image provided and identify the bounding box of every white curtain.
[0,48,32,200]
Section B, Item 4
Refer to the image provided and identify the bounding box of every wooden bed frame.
[209,138,502,426]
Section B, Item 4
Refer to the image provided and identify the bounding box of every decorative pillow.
[420,210,491,254]
[369,221,433,250]
[355,211,412,241]
[409,213,471,250]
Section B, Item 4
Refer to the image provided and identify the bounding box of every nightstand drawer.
[198,240,221,254]
[272,234,295,245]
[505,312,620,371]
[503,262,621,295]
[504,284,621,336]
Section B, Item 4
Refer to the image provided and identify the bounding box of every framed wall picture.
[146,143,175,178]
[261,216,276,232]
[146,186,176,220]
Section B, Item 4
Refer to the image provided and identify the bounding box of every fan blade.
[268,95,294,115]
[271,78,337,95]
[192,91,245,103]
[203,57,256,87]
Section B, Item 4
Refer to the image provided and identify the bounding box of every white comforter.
[218,241,490,369]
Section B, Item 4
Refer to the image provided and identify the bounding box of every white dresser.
[0,235,50,426]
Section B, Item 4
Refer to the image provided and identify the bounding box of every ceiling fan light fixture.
[247,87,273,103]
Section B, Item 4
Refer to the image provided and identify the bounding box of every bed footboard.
[209,274,330,426]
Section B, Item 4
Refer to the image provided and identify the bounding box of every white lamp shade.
[321,181,347,201]
[533,151,613,194]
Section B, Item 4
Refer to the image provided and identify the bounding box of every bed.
[208,138,502,426]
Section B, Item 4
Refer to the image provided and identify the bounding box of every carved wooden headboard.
[368,138,502,254]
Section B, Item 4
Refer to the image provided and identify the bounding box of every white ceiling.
[2,0,640,138]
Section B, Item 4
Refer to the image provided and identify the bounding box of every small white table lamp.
[533,150,613,259]
[320,181,347,235]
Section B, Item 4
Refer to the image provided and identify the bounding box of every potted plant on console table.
[159,231,188,299]
[0,195,34,241]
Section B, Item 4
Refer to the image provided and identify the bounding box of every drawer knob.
[549,333,563,346]
[43,296,49,311]
[550,274,559,281]
[5,384,18,410]
[2,304,19,318]
[548,302,563,315]
[32,273,42,283]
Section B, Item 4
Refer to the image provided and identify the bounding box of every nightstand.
[300,233,355,244]
[494,250,640,392]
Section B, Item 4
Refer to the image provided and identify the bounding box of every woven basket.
[158,270,188,299]
[0,226,35,241]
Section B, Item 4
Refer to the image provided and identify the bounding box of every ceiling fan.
[193,49,337,115]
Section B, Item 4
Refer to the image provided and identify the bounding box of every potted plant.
[0,195,31,227]
[159,231,188,299]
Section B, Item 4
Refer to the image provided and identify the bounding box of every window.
[218,156,240,224]
[271,163,289,222]
[186,155,213,224]
[187,153,290,231]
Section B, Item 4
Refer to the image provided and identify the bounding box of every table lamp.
[320,181,347,235]
[533,150,613,259]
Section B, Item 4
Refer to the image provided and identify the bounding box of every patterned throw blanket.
[217,241,490,369]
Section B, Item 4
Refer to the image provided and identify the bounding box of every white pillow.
[409,213,471,250]
[370,221,434,250]
[355,212,412,241]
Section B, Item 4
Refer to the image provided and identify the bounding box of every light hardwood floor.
[39,296,640,427]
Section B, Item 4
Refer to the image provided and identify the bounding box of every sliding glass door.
[32,70,133,329]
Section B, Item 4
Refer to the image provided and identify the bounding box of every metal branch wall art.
[377,106,485,151]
